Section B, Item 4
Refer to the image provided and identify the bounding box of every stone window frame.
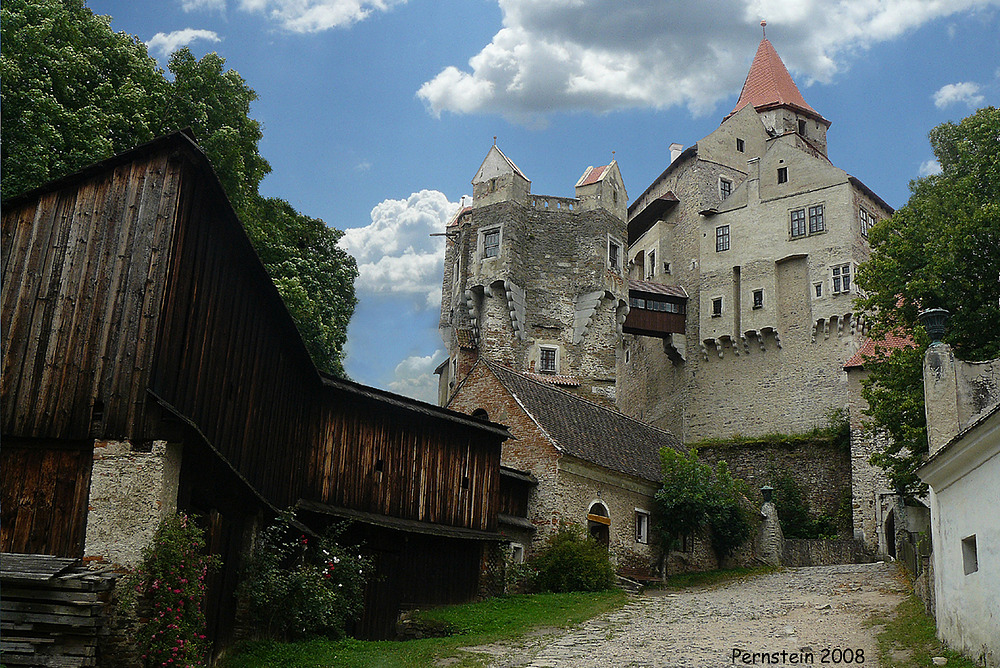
[634,508,650,544]
[831,262,852,295]
[538,345,559,374]
[716,225,730,252]
[962,535,978,575]
[608,235,624,273]
[511,542,525,564]
[777,166,788,184]
[814,282,823,298]
[480,224,502,260]
[711,297,723,317]
[752,288,764,310]
[646,248,656,279]
[719,176,733,200]
[736,138,745,153]
[790,208,806,238]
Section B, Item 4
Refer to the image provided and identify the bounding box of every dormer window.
[720,177,732,200]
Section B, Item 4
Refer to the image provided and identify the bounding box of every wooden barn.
[1,131,511,654]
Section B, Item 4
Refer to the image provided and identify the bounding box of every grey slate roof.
[487,361,679,483]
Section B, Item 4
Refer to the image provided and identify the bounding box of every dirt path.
[459,562,908,668]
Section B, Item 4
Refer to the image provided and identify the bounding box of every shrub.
[528,524,614,593]
[771,472,841,539]
[238,511,370,640]
[126,513,219,667]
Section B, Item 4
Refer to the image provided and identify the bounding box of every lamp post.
[761,485,774,503]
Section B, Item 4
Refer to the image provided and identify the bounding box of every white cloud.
[932,81,985,109]
[388,350,446,403]
[418,0,1000,121]
[146,28,221,58]
[181,0,226,12]
[238,0,405,32]
[339,190,460,308]
[919,159,943,177]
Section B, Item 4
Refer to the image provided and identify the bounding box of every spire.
[725,36,829,126]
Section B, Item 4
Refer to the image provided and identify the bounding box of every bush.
[771,473,841,539]
[238,511,370,640]
[528,524,614,593]
[124,513,219,667]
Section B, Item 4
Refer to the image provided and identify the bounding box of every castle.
[436,35,896,563]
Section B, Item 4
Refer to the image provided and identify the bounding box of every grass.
[870,593,981,668]
[217,589,626,668]
[653,564,780,590]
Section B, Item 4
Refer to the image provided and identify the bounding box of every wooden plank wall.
[0,441,93,557]
[1,150,181,441]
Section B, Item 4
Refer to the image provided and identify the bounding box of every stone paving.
[458,563,908,668]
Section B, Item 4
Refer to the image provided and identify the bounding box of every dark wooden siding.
[1,440,93,557]
[622,308,685,338]
[1,151,181,441]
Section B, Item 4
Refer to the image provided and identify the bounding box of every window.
[808,205,825,234]
[608,238,622,272]
[511,543,525,564]
[736,138,745,153]
[716,225,730,252]
[832,263,852,294]
[962,535,978,575]
[752,289,763,309]
[790,208,806,238]
[681,532,694,553]
[647,250,656,279]
[860,207,876,237]
[483,227,501,258]
[814,283,823,298]
[539,346,557,374]
[719,177,732,200]
[798,119,807,136]
[712,297,723,317]
[630,296,646,309]
[777,167,788,184]
[624,347,630,363]
[663,262,671,275]
[635,510,650,544]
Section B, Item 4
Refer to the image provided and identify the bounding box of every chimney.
[669,143,684,164]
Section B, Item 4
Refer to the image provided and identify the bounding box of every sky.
[88,0,1000,404]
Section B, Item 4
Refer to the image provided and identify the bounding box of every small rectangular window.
[635,510,649,544]
[777,167,788,184]
[720,178,732,200]
[752,289,763,309]
[483,227,501,258]
[832,264,851,294]
[814,283,823,298]
[539,347,557,374]
[962,535,978,575]
[647,250,656,279]
[712,297,723,317]
[798,119,807,136]
[790,209,806,238]
[511,543,525,564]
[736,138,745,153]
[630,297,646,309]
[716,225,730,252]
[860,207,875,238]
[609,239,622,272]
[808,205,825,234]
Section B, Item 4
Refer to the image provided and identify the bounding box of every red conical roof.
[725,38,828,126]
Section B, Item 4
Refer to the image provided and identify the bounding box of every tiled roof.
[447,206,472,227]
[487,362,678,482]
[726,38,828,125]
[844,332,915,369]
[521,371,580,386]
[628,279,688,299]
[577,164,608,187]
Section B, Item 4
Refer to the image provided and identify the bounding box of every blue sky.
[89,0,999,403]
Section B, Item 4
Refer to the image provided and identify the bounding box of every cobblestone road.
[459,563,908,668]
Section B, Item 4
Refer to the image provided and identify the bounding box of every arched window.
[471,408,489,421]
[587,501,610,549]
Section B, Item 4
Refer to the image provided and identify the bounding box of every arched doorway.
[587,501,610,548]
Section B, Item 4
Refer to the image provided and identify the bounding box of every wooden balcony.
[623,279,688,339]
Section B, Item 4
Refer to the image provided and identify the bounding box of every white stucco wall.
[923,414,1000,667]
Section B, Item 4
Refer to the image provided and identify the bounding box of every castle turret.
[437,145,629,406]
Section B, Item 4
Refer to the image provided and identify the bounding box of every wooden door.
[1,440,93,557]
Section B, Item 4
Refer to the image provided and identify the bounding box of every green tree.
[855,107,1000,495]
[653,448,753,570]
[1,0,357,375]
